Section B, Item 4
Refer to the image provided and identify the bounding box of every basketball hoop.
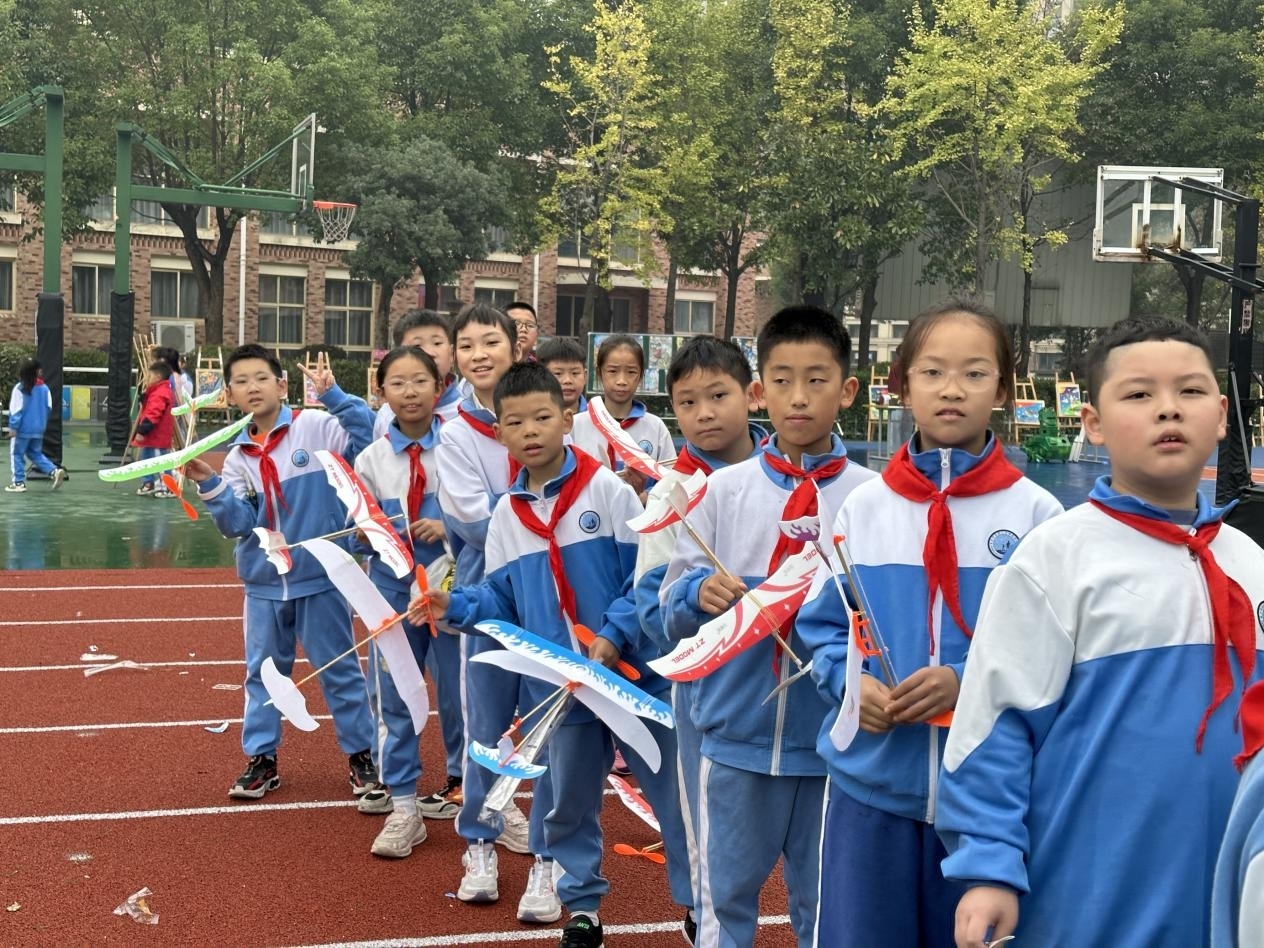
[312,200,357,243]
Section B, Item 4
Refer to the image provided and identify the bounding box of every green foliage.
[340,134,508,345]
[541,0,675,326]
[880,0,1123,292]
[0,342,107,387]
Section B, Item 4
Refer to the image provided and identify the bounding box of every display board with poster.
[586,333,682,396]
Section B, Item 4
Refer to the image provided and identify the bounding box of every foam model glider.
[314,449,413,579]
[98,413,253,483]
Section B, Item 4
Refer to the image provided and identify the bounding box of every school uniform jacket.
[936,479,1264,948]
[443,448,642,717]
[1213,747,1264,948]
[353,419,446,596]
[8,381,51,436]
[435,394,512,588]
[196,387,375,600]
[796,437,1062,823]
[570,400,677,473]
[660,435,875,776]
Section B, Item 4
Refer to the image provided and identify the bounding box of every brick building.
[0,190,774,356]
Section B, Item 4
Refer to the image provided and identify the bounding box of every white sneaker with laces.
[496,802,531,854]
[5,482,25,493]
[370,811,426,858]
[516,855,562,923]
[457,841,499,902]
[51,468,66,490]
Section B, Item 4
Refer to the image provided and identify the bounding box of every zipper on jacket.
[770,646,789,775]
[926,448,952,822]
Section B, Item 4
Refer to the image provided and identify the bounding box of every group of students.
[180,296,1263,948]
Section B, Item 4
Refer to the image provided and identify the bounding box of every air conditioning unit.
[152,319,197,354]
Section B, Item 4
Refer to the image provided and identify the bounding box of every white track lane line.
[0,709,437,734]
[286,916,792,947]
[0,615,239,627]
[1,659,246,672]
[0,583,239,592]
[2,788,576,826]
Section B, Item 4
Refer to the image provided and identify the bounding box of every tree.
[760,0,922,368]
[541,0,674,334]
[1081,0,1264,327]
[8,0,392,344]
[880,0,1122,370]
[340,136,508,349]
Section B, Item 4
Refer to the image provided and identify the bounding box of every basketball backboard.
[290,113,318,206]
[1094,165,1224,263]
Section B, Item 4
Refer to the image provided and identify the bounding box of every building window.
[0,182,16,213]
[596,298,631,334]
[0,261,12,310]
[484,226,512,254]
[87,193,114,222]
[674,299,715,334]
[259,274,306,346]
[260,211,301,237]
[435,284,463,316]
[73,264,114,315]
[324,278,373,349]
[557,293,630,336]
[556,229,590,261]
[132,200,211,229]
[151,269,200,318]
[473,286,517,310]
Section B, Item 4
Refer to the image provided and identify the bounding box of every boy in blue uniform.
[183,344,379,799]
[1213,679,1264,948]
[938,317,1264,948]
[635,336,765,944]
[660,306,875,947]
[423,362,646,948]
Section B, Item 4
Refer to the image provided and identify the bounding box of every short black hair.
[392,309,450,346]
[376,346,441,388]
[504,300,537,321]
[451,302,517,348]
[756,305,851,375]
[224,343,283,381]
[666,336,752,394]
[148,360,174,380]
[1085,316,1216,404]
[493,361,565,415]
[536,336,586,367]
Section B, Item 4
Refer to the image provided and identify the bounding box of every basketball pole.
[1144,176,1262,507]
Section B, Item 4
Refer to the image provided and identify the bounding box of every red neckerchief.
[404,442,426,524]
[509,450,603,623]
[1091,499,1257,752]
[458,405,521,484]
[607,414,637,470]
[763,442,848,573]
[881,440,1023,652]
[1236,681,1264,771]
[672,444,713,477]
[239,426,291,528]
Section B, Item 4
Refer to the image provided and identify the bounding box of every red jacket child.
[133,367,176,450]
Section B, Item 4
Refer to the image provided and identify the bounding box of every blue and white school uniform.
[570,400,676,474]
[436,392,552,851]
[660,435,875,948]
[354,419,446,797]
[796,436,1062,948]
[634,424,767,921]
[1213,690,1264,948]
[444,448,642,911]
[197,390,377,759]
[7,380,57,484]
[936,479,1264,948]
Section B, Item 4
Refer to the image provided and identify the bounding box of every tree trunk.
[1018,264,1033,376]
[374,280,394,350]
[167,205,241,345]
[663,256,678,334]
[857,274,878,371]
[1175,266,1206,327]
[422,277,439,310]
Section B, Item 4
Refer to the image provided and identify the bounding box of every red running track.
[1,569,796,946]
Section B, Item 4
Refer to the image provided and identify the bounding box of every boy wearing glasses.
[505,301,540,362]
[183,344,380,802]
